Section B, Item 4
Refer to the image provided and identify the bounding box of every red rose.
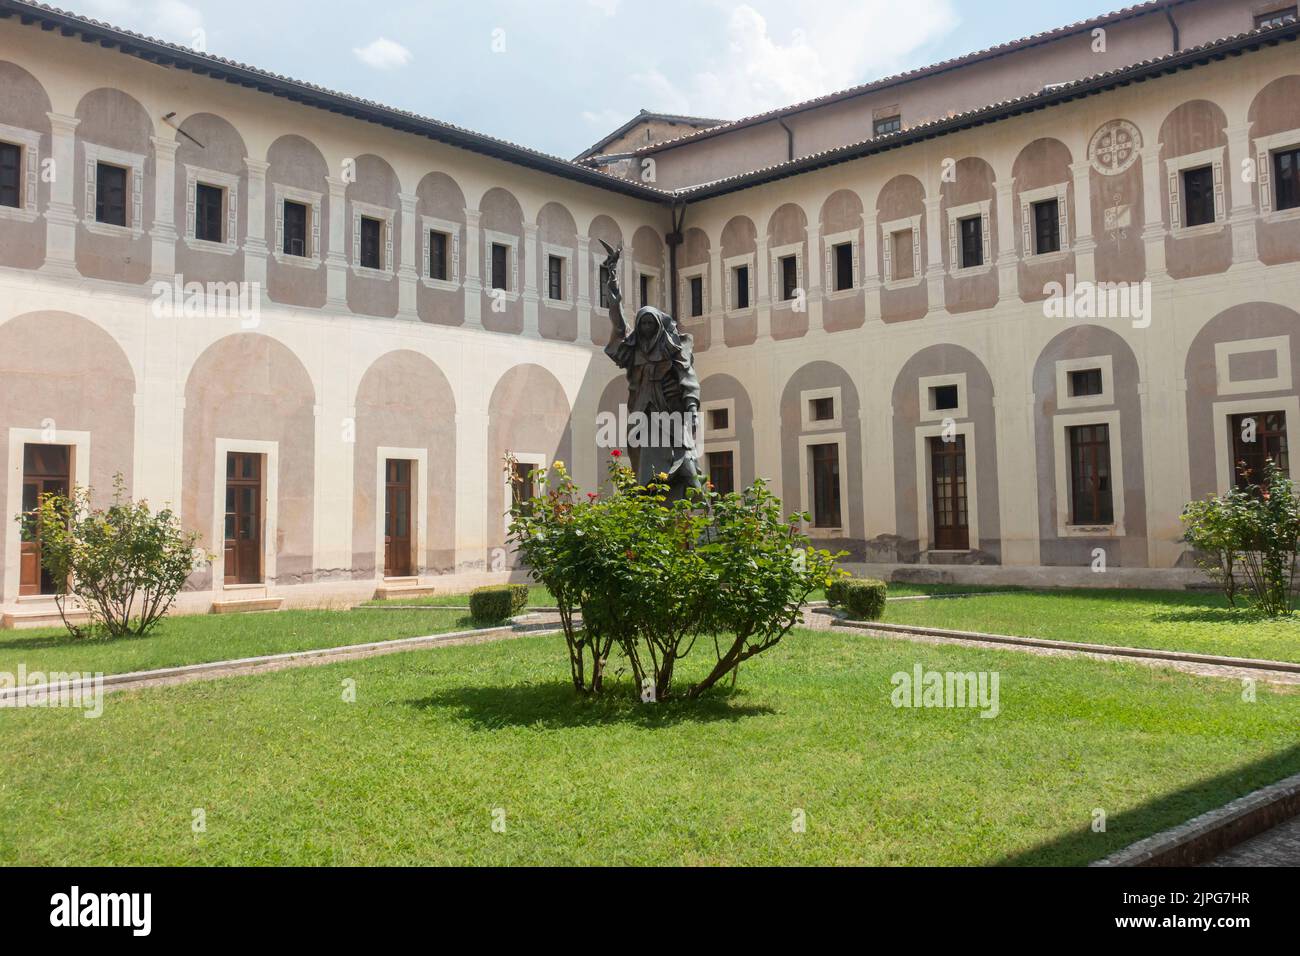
[611,449,622,458]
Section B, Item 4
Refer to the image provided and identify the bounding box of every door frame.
[5,428,91,603]
[913,421,980,553]
[928,433,970,552]
[212,438,278,591]
[374,447,427,582]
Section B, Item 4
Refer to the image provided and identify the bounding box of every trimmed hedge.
[469,584,530,623]
[826,577,888,621]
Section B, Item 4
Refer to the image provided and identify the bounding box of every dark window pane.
[1231,411,1289,490]
[834,242,853,291]
[707,450,734,496]
[690,276,703,316]
[735,265,750,309]
[598,265,610,308]
[932,385,959,411]
[1183,166,1216,227]
[873,115,901,136]
[959,216,983,268]
[639,273,651,306]
[96,162,127,226]
[779,255,798,300]
[709,407,728,431]
[1033,198,1060,254]
[1274,147,1300,212]
[491,243,509,290]
[429,230,448,280]
[195,183,224,243]
[1069,368,1104,397]
[548,255,563,300]
[811,396,834,421]
[811,443,841,528]
[360,216,383,269]
[283,200,308,256]
[1255,8,1297,28]
[0,142,20,209]
[1068,424,1114,524]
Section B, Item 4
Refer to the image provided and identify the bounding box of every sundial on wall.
[1088,120,1142,176]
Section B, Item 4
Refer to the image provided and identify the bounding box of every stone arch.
[939,156,998,313]
[679,226,712,350]
[1184,302,1300,500]
[537,200,578,341]
[1158,99,1232,278]
[266,133,330,309]
[767,202,809,340]
[487,363,572,551]
[479,186,525,334]
[182,333,316,588]
[876,174,927,323]
[346,153,402,318]
[74,88,155,283]
[630,224,665,312]
[587,214,623,346]
[0,312,136,599]
[1012,137,1076,303]
[890,344,1001,563]
[1031,326,1147,567]
[699,372,755,493]
[720,215,758,346]
[819,188,865,333]
[779,361,864,553]
[415,170,467,326]
[1247,75,1300,266]
[0,61,53,270]
[351,350,458,577]
[174,113,249,286]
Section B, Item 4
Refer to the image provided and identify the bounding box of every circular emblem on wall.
[1088,120,1142,176]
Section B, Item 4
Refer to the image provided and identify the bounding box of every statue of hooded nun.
[601,245,703,497]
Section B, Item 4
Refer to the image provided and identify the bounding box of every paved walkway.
[1203,815,1300,866]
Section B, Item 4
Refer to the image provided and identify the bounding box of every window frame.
[0,123,40,223]
[83,142,145,238]
[1254,128,1300,221]
[1164,146,1225,236]
[947,199,992,275]
[880,214,922,288]
[542,242,573,308]
[1052,409,1125,536]
[183,163,240,254]
[873,114,901,137]
[723,253,755,313]
[1055,355,1114,410]
[350,199,396,278]
[272,183,323,267]
[1019,183,1070,259]
[1067,422,1116,527]
[1254,7,1297,29]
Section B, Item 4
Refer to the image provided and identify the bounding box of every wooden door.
[19,444,70,596]
[224,452,262,585]
[384,459,412,578]
[929,435,969,551]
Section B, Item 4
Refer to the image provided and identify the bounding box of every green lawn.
[880,588,1300,664]
[1,627,1295,865]
[0,607,479,676]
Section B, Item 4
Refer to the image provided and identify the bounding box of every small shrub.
[469,584,527,623]
[20,474,203,639]
[827,577,888,620]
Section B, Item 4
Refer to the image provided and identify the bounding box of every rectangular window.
[1273,146,1300,212]
[0,142,20,209]
[779,254,798,300]
[931,384,959,411]
[1068,368,1104,398]
[383,458,413,578]
[1033,198,1060,254]
[1231,411,1289,490]
[833,241,853,292]
[491,242,509,291]
[95,162,127,227]
[708,407,729,432]
[1254,7,1297,28]
[891,229,914,280]
[1182,165,1216,227]
[511,460,536,511]
[810,443,841,529]
[283,200,308,257]
[359,216,383,270]
[429,230,449,280]
[707,450,735,496]
[873,115,901,136]
[195,183,224,243]
[1068,424,1114,525]
[689,275,703,317]
[811,396,835,422]
[639,273,652,307]
[598,264,610,308]
[959,215,983,268]
[548,254,564,301]
[734,265,750,309]
[929,435,969,550]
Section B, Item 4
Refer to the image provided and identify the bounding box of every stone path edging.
[1091,771,1300,866]
[833,617,1300,674]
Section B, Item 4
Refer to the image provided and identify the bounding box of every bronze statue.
[600,240,703,499]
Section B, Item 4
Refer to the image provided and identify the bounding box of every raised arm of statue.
[599,239,626,341]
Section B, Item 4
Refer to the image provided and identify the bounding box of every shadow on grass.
[994,743,1300,866]
[408,680,775,729]
[0,628,152,652]
[1149,607,1286,626]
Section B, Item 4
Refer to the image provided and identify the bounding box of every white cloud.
[647,0,958,121]
[352,37,413,71]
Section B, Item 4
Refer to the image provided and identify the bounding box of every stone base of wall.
[847,562,1211,591]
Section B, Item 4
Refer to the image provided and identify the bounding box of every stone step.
[372,583,441,601]
[2,606,91,630]
[210,597,283,615]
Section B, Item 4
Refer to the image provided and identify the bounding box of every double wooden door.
[224,452,263,585]
[384,459,412,578]
[929,435,970,551]
[19,444,70,595]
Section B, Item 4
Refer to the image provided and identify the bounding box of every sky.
[74,0,1121,158]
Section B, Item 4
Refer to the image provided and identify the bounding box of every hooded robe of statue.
[605,305,702,491]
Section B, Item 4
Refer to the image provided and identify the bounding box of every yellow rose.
[657,472,669,482]
[552,460,565,471]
